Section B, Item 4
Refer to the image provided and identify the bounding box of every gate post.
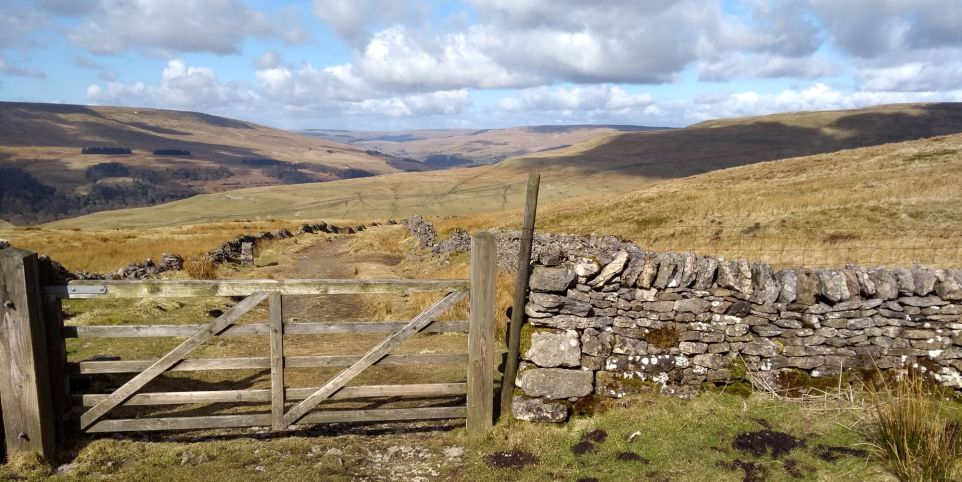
[467,232,496,435]
[0,247,56,459]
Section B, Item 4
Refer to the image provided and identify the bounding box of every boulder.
[868,268,899,300]
[512,396,569,422]
[588,251,629,287]
[816,269,851,304]
[620,252,647,286]
[637,254,660,288]
[777,269,797,303]
[674,297,711,313]
[693,256,718,290]
[893,268,915,295]
[518,368,594,399]
[935,270,962,301]
[529,266,576,293]
[525,330,581,368]
[581,328,614,358]
[912,268,937,296]
[750,262,780,305]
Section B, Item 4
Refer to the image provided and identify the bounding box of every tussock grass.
[866,372,962,481]
[183,257,217,280]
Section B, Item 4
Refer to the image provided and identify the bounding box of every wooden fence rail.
[0,232,496,459]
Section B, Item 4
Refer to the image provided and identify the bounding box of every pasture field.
[5,225,945,482]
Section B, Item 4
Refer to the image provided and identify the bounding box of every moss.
[775,369,850,397]
[646,326,681,349]
[728,358,749,382]
[572,395,615,417]
[518,324,557,356]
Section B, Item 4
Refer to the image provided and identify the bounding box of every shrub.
[866,371,962,482]
[81,146,132,155]
[152,149,191,156]
[85,162,130,182]
[184,257,216,280]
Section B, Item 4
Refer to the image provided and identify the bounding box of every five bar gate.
[0,232,497,459]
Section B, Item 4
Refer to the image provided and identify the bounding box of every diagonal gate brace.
[281,290,467,428]
[79,292,270,430]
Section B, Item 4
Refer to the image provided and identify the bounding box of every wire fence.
[531,223,962,269]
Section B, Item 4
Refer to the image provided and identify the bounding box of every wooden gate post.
[0,247,56,458]
[467,232,496,435]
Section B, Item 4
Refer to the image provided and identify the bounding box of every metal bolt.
[3,301,13,309]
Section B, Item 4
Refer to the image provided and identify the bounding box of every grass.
[0,220,323,273]
[433,132,962,268]
[1,221,959,481]
[866,372,962,481]
[0,391,906,481]
[42,103,962,232]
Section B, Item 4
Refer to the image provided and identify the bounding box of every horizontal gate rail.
[79,292,269,430]
[45,278,469,299]
[74,382,468,406]
[69,353,469,374]
[282,290,468,428]
[63,320,470,338]
[86,407,468,433]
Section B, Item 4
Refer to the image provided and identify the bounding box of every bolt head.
[3,301,13,309]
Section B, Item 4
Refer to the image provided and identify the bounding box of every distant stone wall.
[506,234,962,423]
[34,221,377,283]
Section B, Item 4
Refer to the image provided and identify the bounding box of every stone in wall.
[518,368,594,399]
[511,396,569,422]
[524,330,581,368]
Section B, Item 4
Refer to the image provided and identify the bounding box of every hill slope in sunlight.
[44,103,962,239]
[0,102,427,224]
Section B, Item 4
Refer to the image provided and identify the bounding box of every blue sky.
[1,0,961,130]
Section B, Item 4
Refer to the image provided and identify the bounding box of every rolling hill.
[0,102,427,224]
[302,124,667,167]
[42,103,962,233]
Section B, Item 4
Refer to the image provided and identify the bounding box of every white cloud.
[498,85,653,113]
[352,90,471,117]
[313,0,429,46]
[0,57,45,78]
[67,0,306,55]
[681,83,962,123]
[86,59,255,110]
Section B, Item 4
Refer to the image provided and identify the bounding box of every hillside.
[503,102,962,177]
[0,102,427,224]
[302,125,666,167]
[521,131,962,268]
[44,103,962,236]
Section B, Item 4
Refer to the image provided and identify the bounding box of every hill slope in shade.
[46,103,962,232]
[503,103,962,177]
[302,124,667,167]
[0,102,427,224]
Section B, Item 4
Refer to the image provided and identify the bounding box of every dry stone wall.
[508,234,962,423]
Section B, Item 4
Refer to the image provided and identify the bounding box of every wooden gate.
[0,232,497,458]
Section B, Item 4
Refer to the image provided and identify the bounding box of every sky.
[1,0,962,130]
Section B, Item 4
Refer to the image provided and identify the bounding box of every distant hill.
[302,125,667,167]
[47,103,962,231]
[503,103,962,177]
[0,102,428,224]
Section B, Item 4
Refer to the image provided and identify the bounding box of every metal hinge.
[67,285,108,295]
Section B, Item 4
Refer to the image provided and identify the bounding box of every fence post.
[467,232,496,435]
[500,173,540,421]
[0,247,56,459]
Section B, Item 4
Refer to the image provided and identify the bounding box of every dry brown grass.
[866,372,962,481]
[0,220,302,272]
[449,132,962,269]
[183,257,217,280]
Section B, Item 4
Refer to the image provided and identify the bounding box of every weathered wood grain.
[467,232,496,435]
[69,353,470,374]
[74,383,468,406]
[269,293,284,430]
[47,278,469,299]
[0,248,56,457]
[86,406,467,433]
[281,290,467,427]
[63,320,470,338]
[79,292,269,429]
